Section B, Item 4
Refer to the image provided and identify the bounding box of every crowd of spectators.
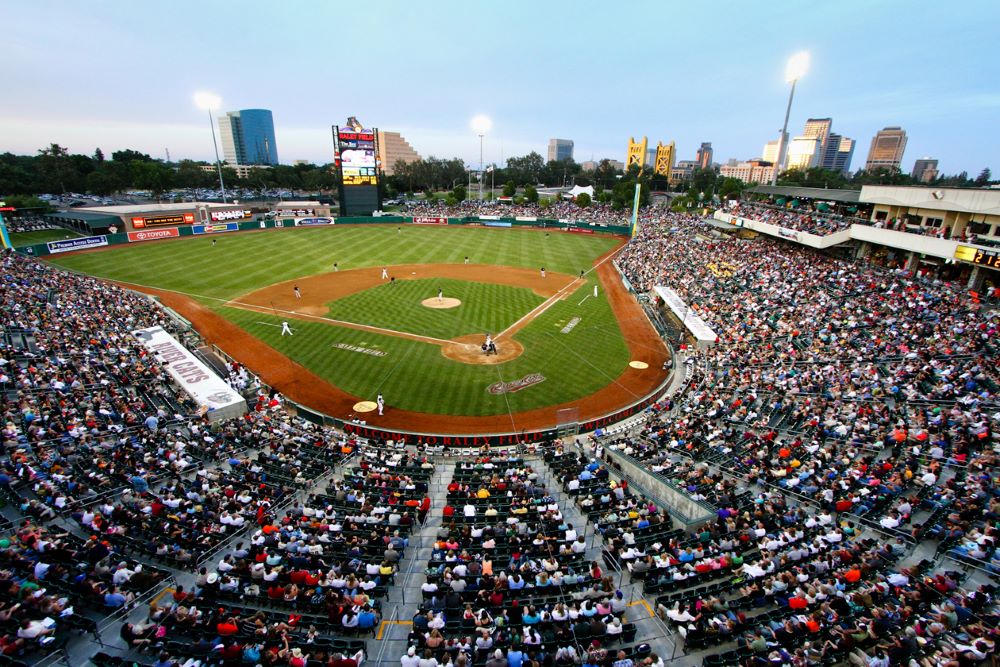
[405,199,632,226]
[727,202,867,236]
[2,217,64,234]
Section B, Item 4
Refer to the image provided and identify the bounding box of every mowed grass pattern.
[49,226,639,418]
[218,272,629,417]
[49,226,616,301]
[11,229,83,247]
[325,279,543,340]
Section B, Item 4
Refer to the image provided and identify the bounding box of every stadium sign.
[566,227,595,234]
[128,228,180,243]
[210,209,252,222]
[412,216,448,225]
[294,217,335,226]
[47,235,108,253]
[131,213,195,228]
[192,222,239,234]
[484,221,512,228]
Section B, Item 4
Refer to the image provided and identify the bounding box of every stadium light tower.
[770,51,810,186]
[193,91,228,202]
[471,114,492,200]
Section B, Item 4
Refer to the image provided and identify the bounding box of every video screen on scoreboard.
[337,129,378,186]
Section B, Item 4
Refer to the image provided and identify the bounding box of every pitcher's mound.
[442,334,524,365]
[422,297,462,309]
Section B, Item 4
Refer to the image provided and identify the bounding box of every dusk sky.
[3,0,997,175]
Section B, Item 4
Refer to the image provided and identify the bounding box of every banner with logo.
[566,227,595,234]
[132,326,247,422]
[192,222,239,234]
[294,217,335,226]
[484,221,512,228]
[128,228,180,243]
[210,209,252,222]
[47,235,108,253]
[412,216,448,225]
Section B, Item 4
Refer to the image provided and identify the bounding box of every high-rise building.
[696,142,713,170]
[762,140,781,164]
[547,138,574,162]
[720,160,776,184]
[803,118,832,148]
[218,109,279,166]
[670,160,698,184]
[821,134,855,174]
[865,126,908,172]
[786,136,822,171]
[911,158,939,183]
[377,131,421,175]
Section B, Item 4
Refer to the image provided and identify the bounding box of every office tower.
[696,142,713,169]
[377,131,422,175]
[865,126,908,171]
[762,140,780,164]
[803,118,832,148]
[786,136,822,170]
[911,158,939,183]
[547,138,574,162]
[218,109,279,166]
[821,134,855,174]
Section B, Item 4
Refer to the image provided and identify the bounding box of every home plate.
[353,401,378,413]
[629,361,649,369]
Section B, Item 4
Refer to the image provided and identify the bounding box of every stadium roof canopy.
[747,185,861,204]
[46,210,121,231]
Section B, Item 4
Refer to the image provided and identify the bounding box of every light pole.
[770,51,810,186]
[194,91,228,202]
[471,115,492,200]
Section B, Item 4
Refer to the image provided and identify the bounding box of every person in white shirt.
[421,581,438,593]
[401,647,421,667]
[463,504,476,517]
[564,524,577,542]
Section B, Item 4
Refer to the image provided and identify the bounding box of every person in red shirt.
[289,569,308,585]
[268,584,285,600]
[418,496,431,524]
[443,505,455,518]
[217,618,239,636]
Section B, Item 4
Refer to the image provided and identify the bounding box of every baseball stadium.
[2,3,999,667]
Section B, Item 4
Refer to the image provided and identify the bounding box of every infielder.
[281,321,293,336]
[381,267,389,280]
[376,393,385,416]
[293,285,302,299]
[540,267,546,278]
[464,256,469,264]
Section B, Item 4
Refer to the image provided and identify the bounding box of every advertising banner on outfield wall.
[484,221,512,228]
[128,228,180,242]
[132,326,247,422]
[412,216,448,225]
[192,222,239,234]
[294,217,335,226]
[566,227,595,234]
[47,235,108,253]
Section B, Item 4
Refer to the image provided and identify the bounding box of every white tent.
[565,185,595,200]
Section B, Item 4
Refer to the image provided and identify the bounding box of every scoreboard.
[955,245,1000,269]
[333,122,381,216]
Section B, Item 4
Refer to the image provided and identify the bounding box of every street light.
[471,115,492,200]
[193,91,228,202]
[770,51,810,186]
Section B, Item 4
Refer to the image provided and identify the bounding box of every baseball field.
[47,224,669,433]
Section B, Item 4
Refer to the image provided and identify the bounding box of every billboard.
[192,222,239,234]
[294,217,335,226]
[412,216,448,225]
[128,228,180,242]
[334,122,381,216]
[131,212,195,228]
[210,209,252,222]
[47,235,108,253]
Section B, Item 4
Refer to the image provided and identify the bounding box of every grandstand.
[0,203,996,667]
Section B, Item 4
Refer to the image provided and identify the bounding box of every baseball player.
[376,393,385,416]
[381,267,389,280]
[281,321,293,336]
[437,287,443,303]
[540,267,546,278]
[464,256,469,264]
[333,262,338,272]
[293,285,301,299]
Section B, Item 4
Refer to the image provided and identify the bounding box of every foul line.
[577,294,591,306]
[254,321,282,328]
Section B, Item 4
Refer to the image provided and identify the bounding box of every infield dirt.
[117,243,671,435]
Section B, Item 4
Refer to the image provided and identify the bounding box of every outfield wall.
[17,215,629,257]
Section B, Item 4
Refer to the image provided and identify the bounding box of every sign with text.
[412,216,448,225]
[131,212,195,228]
[192,222,239,234]
[210,209,252,222]
[127,228,180,243]
[294,217,335,226]
[47,235,108,253]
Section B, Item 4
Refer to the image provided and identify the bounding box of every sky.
[2,0,998,176]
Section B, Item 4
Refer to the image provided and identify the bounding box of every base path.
[119,243,671,435]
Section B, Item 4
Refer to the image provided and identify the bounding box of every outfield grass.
[49,226,615,301]
[48,225,636,418]
[325,278,543,340]
[10,229,83,247]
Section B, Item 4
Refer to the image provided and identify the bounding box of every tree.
[93,148,105,163]
[502,181,516,197]
[975,168,992,186]
[37,143,72,193]
[452,185,467,202]
[111,149,153,164]
[575,192,591,208]
[524,185,539,203]
[505,152,545,186]
[718,177,745,199]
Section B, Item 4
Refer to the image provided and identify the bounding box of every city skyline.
[1,0,997,176]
